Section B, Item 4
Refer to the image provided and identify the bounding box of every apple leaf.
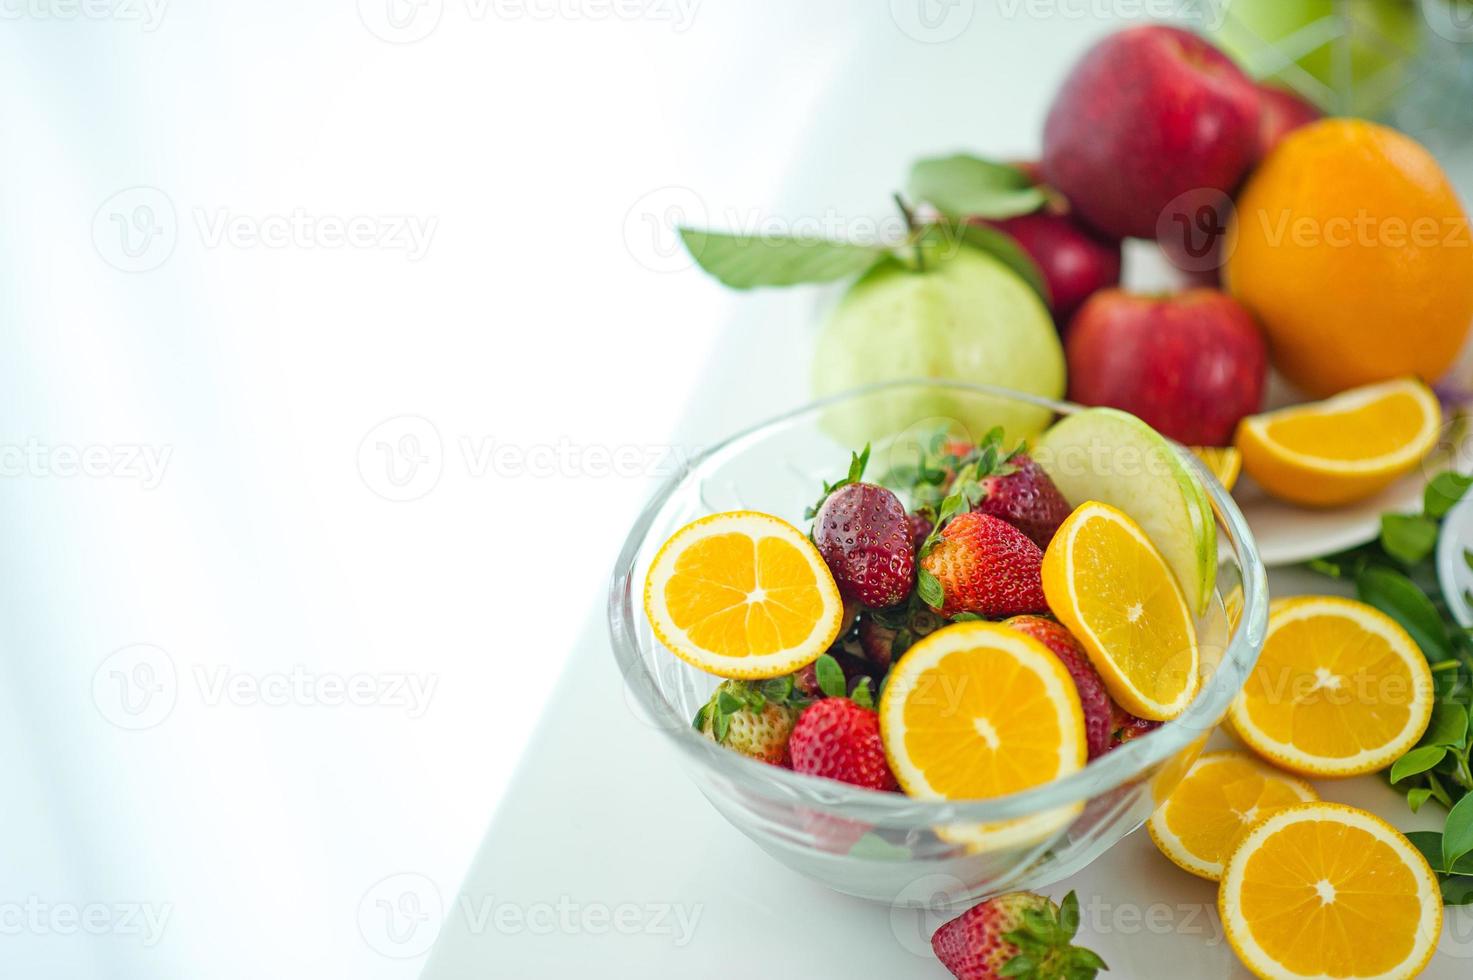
[907,155,1046,220]
[679,228,889,290]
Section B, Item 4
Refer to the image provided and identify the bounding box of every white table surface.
[417,8,1473,977]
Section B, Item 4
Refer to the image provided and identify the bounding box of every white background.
[3,2,1471,979]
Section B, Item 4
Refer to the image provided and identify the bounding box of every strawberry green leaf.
[1059,891,1080,938]
[717,689,742,716]
[907,154,1046,220]
[852,676,875,710]
[760,676,794,703]
[814,654,847,699]
[917,568,944,609]
[692,703,710,732]
[713,709,730,743]
[999,953,1037,977]
[679,228,889,290]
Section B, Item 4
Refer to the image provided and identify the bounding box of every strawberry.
[932,891,1106,980]
[908,510,935,551]
[788,694,898,792]
[1108,701,1161,749]
[919,512,1047,619]
[973,453,1072,549]
[813,482,916,608]
[1004,616,1112,760]
[857,606,945,668]
[695,679,800,766]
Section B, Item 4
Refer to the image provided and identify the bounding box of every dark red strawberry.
[908,511,935,551]
[973,453,1072,549]
[920,512,1047,618]
[932,891,1105,980]
[813,483,916,608]
[788,697,897,792]
[1004,615,1111,760]
[1108,701,1161,749]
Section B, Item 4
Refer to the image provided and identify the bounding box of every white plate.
[1238,468,1431,567]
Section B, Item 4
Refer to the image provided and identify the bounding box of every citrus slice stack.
[1220,803,1442,980]
[1228,596,1433,777]
[1235,378,1441,507]
[1041,501,1201,721]
[643,511,845,679]
[879,622,1087,848]
[1148,751,1317,881]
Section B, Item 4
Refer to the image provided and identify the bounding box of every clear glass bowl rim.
[608,379,1269,824]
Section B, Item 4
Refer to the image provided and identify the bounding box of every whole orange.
[1224,119,1473,397]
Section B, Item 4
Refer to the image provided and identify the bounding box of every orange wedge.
[1148,750,1317,881]
[643,511,845,679]
[1235,378,1441,507]
[1228,597,1433,778]
[1220,803,1442,980]
[1041,501,1200,721]
[1191,446,1241,491]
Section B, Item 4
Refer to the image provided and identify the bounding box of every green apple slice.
[1034,407,1216,616]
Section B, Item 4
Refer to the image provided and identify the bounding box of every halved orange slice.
[1041,501,1200,721]
[1220,803,1442,980]
[1236,378,1441,507]
[1191,445,1241,491]
[1228,596,1433,777]
[643,511,845,679]
[1148,750,1317,881]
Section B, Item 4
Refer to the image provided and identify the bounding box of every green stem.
[892,192,926,273]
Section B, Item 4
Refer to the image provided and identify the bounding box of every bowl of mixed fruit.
[609,380,1267,905]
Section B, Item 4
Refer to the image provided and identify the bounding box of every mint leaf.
[908,155,1046,220]
[679,227,887,289]
[1381,513,1439,565]
[1357,566,1450,661]
[814,653,847,699]
[955,222,1051,306]
[1444,793,1473,869]
[1390,745,1447,783]
[1426,470,1473,518]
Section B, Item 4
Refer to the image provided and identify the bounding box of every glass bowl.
[608,380,1268,907]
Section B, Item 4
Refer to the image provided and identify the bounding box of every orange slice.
[1235,378,1441,507]
[1148,750,1317,881]
[879,621,1087,849]
[1041,501,1200,721]
[1228,596,1433,777]
[1191,446,1241,491]
[1220,802,1442,980]
[643,511,845,679]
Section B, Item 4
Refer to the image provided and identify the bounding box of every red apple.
[1255,83,1322,161]
[985,211,1122,325]
[1042,25,1260,241]
[1066,289,1267,446]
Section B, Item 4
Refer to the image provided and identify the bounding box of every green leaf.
[1407,830,1473,873]
[955,222,1051,306]
[908,155,1046,220]
[1443,792,1473,869]
[1465,547,1473,572]
[1426,470,1473,518]
[1071,948,1109,973]
[1381,514,1439,565]
[1442,875,1473,905]
[1408,786,1434,813]
[1357,566,1451,661]
[848,444,871,484]
[852,677,875,710]
[679,227,887,290]
[917,568,944,609]
[1422,701,1469,749]
[814,654,847,699]
[692,703,710,732]
[713,708,730,742]
[717,689,743,716]
[1390,745,1448,783]
[951,612,984,622]
[998,953,1037,977]
[845,832,910,860]
[1058,891,1080,938]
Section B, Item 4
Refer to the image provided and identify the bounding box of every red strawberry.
[788,697,897,792]
[696,680,800,766]
[813,483,916,608]
[1108,701,1161,749]
[1004,616,1111,760]
[973,453,1072,549]
[932,891,1105,980]
[908,510,934,551]
[920,512,1047,618]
